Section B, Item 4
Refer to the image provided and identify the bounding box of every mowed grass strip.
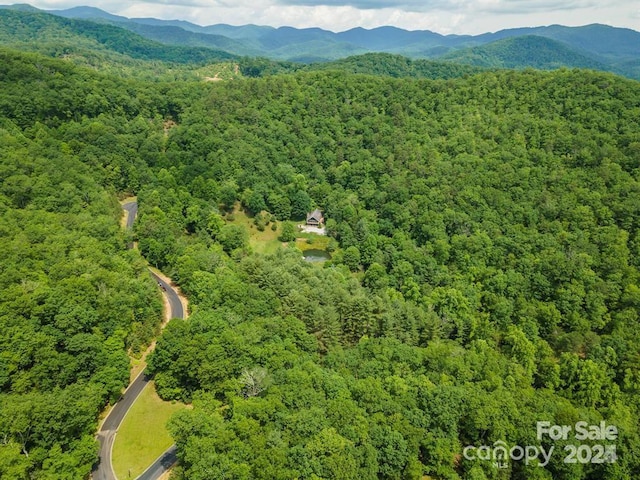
[112,382,186,480]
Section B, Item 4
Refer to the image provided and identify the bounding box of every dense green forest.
[142,69,640,479]
[304,53,485,79]
[1,39,640,480]
[0,48,170,478]
[440,36,608,72]
[0,9,236,65]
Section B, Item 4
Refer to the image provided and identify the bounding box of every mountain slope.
[0,9,237,64]
[68,11,640,77]
[474,23,640,61]
[42,4,128,22]
[307,52,484,79]
[2,4,640,79]
[441,35,611,72]
[336,26,457,51]
[114,21,260,56]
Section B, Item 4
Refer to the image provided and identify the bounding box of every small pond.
[303,249,331,262]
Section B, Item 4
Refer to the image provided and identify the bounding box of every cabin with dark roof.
[306,208,324,227]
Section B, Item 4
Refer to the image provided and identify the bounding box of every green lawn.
[112,382,187,479]
[228,206,332,256]
[228,207,284,254]
[295,235,331,252]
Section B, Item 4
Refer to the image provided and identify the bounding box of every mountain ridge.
[1,4,640,79]
[6,4,638,42]
[0,8,238,64]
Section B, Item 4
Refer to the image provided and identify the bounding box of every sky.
[23,0,640,34]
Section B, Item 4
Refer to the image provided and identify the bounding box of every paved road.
[150,271,184,321]
[93,371,152,480]
[92,201,183,480]
[122,201,138,230]
[137,445,178,480]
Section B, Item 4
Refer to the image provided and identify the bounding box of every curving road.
[93,372,152,480]
[137,445,178,480]
[92,200,183,480]
[150,271,184,321]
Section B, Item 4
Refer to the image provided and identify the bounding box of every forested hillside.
[306,52,484,79]
[141,69,640,479]
[441,36,608,71]
[1,41,640,479]
[0,48,174,478]
[0,10,482,83]
[0,9,236,64]
[8,4,640,78]
[0,9,238,80]
[5,5,640,79]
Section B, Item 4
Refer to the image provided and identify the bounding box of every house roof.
[306,208,323,222]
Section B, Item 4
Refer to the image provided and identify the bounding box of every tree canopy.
[1,45,640,479]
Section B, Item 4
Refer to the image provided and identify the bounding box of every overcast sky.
[24,0,640,34]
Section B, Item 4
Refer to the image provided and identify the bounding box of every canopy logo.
[463,441,553,469]
[463,421,618,469]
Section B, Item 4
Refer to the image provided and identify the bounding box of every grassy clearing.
[112,382,187,480]
[227,206,332,256]
[227,207,284,254]
[295,235,330,252]
[195,62,241,81]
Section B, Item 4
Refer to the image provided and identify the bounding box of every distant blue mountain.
[2,3,640,78]
[41,5,128,22]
